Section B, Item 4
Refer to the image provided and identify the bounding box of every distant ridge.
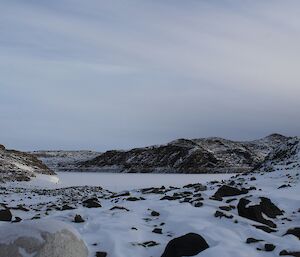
[32,134,291,174]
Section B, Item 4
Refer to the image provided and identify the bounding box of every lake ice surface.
[7,172,235,191]
[56,172,235,191]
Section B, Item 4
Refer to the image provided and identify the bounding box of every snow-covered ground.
[1,137,299,257]
[1,169,299,257]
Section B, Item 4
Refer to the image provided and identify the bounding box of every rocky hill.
[257,136,300,173]
[80,134,289,173]
[0,144,55,183]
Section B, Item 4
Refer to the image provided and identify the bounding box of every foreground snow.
[1,168,299,257]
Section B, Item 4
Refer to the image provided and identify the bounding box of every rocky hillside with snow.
[31,150,101,172]
[80,134,289,173]
[0,144,55,183]
[1,135,299,257]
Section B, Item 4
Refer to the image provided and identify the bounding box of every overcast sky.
[1,0,300,151]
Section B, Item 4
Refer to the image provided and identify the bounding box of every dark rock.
[264,243,276,251]
[61,204,76,211]
[137,241,159,247]
[151,210,160,216]
[111,191,130,198]
[213,185,248,198]
[194,202,203,208]
[226,198,237,203]
[0,208,12,221]
[12,216,22,223]
[237,198,280,228]
[74,214,85,223]
[95,252,107,257]
[126,197,141,201]
[253,225,277,233]
[214,210,233,219]
[10,205,29,212]
[152,228,163,234]
[160,195,181,201]
[278,184,291,189]
[280,250,300,257]
[246,238,263,244]
[259,197,284,218]
[82,198,101,208]
[110,206,130,212]
[284,227,300,240]
[161,233,209,257]
[219,205,235,211]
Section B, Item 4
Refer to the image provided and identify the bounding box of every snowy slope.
[0,137,299,257]
[80,134,289,173]
[30,150,101,172]
[0,144,55,183]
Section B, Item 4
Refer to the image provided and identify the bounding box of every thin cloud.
[0,0,299,150]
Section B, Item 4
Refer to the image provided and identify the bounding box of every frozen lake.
[7,172,235,191]
[55,172,234,191]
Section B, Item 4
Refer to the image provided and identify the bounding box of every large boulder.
[161,233,209,257]
[213,185,248,198]
[237,197,283,228]
[0,220,88,257]
[0,208,12,222]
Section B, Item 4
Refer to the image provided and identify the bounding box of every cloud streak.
[0,0,299,150]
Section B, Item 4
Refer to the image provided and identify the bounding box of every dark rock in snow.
[61,204,76,211]
[213,185,248,198]
[161,233,209,257]
[12,216,22,223]
[284,227,300,240]
[110,206,130,212]
[193,202,203,208]
[237,197,282,228]
[74,214,85,223]
[0,208,12,221]
[246,238,263,244]
[214,210,233,219]
[126,197,141,201]
[82,198,102,208]
[95,252,107,257]
[152,228,162,234]
[253,225,277,233]
[280,250,300,257]
[264,243,276,251]
[259,197,284,218]
[136,241,159,247]
[151,210,160,216]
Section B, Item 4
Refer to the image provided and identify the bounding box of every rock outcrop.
[0,144,55,183]
[80,134,289,173]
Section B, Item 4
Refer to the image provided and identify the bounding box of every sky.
[1,0,300,151]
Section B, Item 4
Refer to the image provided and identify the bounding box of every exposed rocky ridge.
[80,134,290,173]
[257,137,300,172]
[0,145,55,183]
[30,150,101,172]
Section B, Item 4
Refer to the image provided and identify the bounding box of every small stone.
[74,214,85,223]
[151,210,160,216]
[152,228,162,234]
[95,252,107,257]
[246,238,263,244]
[264,244,276,251]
